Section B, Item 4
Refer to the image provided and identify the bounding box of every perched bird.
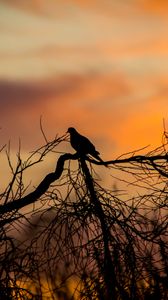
[67,127,106,165]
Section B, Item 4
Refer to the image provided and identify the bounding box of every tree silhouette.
[0,128,168,299]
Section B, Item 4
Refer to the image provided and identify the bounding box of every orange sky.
[0,0,168,184]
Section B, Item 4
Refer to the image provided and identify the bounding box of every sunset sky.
[0,0,168,186]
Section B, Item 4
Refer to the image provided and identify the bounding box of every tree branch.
[1,152,168,217]
[87,154,168,166]
[0,153,79,216]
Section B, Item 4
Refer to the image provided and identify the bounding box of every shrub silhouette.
[0,129,167,299]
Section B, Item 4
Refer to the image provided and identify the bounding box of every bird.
[67,127,107,165]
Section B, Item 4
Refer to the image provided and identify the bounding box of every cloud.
[1,0,168,82]
[0,72,131,149]
[0,69,167,157]
[0,0,168,156]
[0,76,82,107]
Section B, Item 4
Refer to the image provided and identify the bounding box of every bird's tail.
[93,151,109,167]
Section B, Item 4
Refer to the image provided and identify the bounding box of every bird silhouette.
[67,127,106,165]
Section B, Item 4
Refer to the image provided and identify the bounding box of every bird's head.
[67,127,77,134]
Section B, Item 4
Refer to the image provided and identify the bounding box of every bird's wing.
[78,134,96,152]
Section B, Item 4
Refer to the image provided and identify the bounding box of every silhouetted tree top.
[0,127,168,299]
[0,129,168,217]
